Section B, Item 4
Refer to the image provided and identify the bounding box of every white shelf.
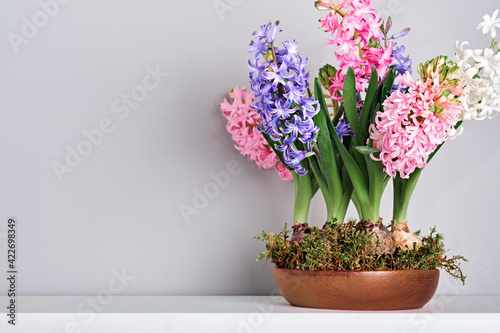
[0,296,499,332]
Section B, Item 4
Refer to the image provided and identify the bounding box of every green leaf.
[380,68,396,101]
[368,102,381,148]
[332,104,344,127]
[313,80,342,178]
[342,68,368,180]
[307,151,330,201]
[360,67,379,136]
[329,113,372,220]
[355,146,380,155]
[342,68,363,143]
[312,78,345,220]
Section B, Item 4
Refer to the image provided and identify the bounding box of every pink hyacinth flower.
[318,0,392,101]
[370,73,463,178]
[220,87,293,181]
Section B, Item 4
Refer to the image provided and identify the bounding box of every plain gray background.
[0,0,499,296]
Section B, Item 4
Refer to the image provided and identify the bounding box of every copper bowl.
[274,268,439,310]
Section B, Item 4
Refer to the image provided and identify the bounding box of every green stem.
[366,155,387,222]
[293,172,313,224]
[307,152,335,222]
[351,191,362,221]
[261,132,314,224]
[393,168,422,224]
[393,120,461,223]
[334,172,353,224]
[393,176,403,223]
[490,38,497,50]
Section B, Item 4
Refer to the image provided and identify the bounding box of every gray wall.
[0,0,498,296]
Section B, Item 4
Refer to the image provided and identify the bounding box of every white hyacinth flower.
[455,41,474,64]
[453,10,500,130]
[477,9,500,38]
[446,125,464,140]
[472,48,500,75]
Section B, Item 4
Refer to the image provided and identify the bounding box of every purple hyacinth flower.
[283,115,315,142]
[269,98,296,119]
[335,118,355,142]
[248,39,269,61]
[391,28,410,40]
[262,62,294,86]
[392,45,412,76]
[248,22,319,176]
[285,150,308,175]
[391,45,412,92]
[265,22,282,43]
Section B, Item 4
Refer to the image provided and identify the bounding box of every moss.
[391,226,467,284]
[255,221,467,284]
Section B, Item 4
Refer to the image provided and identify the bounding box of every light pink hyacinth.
[370,73,463,178]
[220,87,293,181]
[318,0,393,100]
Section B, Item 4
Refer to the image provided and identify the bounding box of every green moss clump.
[255,221,467,284]
[391,226,467,284]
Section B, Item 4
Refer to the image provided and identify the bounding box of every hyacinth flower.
[220,87,293,181]
[248,21,355,225]
[371,58,464,180]
[375,11,500,231]
[248,21,318,225]
[452,10,500,133]
[390,44,412,91]
[369,56,465,227]
[248,22,319,176]
[315,0,393,103]
[381,17,412,92]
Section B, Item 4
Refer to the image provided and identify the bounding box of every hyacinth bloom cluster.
[220,87,293,181]
[370,62,465,178]
[392,45,412,77]
[248,22,319,175]
[316,0,393,100]
[453,9,500,129]
[391,43,412,91]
